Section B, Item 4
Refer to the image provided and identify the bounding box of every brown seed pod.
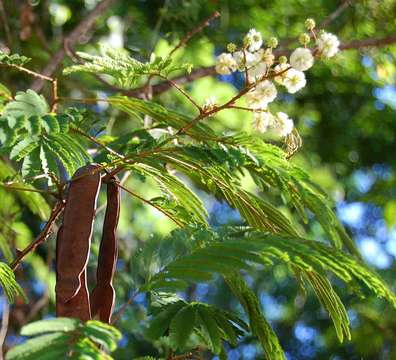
[55,164,101,320]
[90,176,120,323]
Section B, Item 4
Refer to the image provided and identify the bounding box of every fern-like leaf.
[0,262,26,303]
[6,318,121,360]
[0,51,31,66]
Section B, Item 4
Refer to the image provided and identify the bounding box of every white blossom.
[203,96,217,111]
[273,63,290,85]
[247,62,267,82]
[233,50,256,71]
[290,47,314,71]
[283,68,306,93]
[244,28,263,52]
[246,80,277,108]
[316,32,340,58]
[215,53,237,75]
[252,111,274,133]
[273,112,294,136]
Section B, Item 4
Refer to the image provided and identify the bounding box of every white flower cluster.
[316,31,340,58]
[214,21,340,137]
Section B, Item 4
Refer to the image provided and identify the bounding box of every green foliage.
[146,293,247,354]
[2,90,48,118]
[226,274,285,360]
[63,46,192,88]
[0,94,91,179]
[0,262,26,303]
[6,318,121,360]
[0,160,51,220]
[139,225,396,352]
[133,162,208,225]
[0,51,31,66]
[109,96,216,139]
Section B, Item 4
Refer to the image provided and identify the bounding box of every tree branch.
[168,11,220,56]
[10,201,64,271]
[318,0,353,30]
[339,35,396,50]
[31,0,117,92]
[127,34,396,98]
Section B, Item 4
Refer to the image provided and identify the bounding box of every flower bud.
[305,18,316,30]
[278,56,288,64]
[299,33,311,45]
[266,37,278,48]
[227,42,237,53]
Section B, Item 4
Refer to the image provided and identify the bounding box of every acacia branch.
[31,0,117,92]
[127,34,396,98]
[10,201,64,271]
[339,35,396,50]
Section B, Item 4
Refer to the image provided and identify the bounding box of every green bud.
[305,18,316,30]
[279,56,288,64]
[299,33,311,45]
[131,136,140,145]
[227,42,237,53]
[266,37,278,48]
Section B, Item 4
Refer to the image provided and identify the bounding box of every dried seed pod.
[90,176,120,323]
[56,164,101,320]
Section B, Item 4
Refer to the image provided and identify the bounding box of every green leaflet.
[146,295,247,354]
[133,163,208,225]
[109,96,216,138]
[225,274,286,360]
[6,333,69,360]
[0,160,50,220]
[3,90,49,118]
[7,318,121,360]
[169,304,197,350]
[304,272,351,342]
[0,262,26,303]
[0,51,31,66]
[63,46,192,88]
[21,318,80,336]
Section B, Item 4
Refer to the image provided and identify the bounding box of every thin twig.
[319,0,352,29]
[116,183,183,227]
[1,64,53,81]
[228,105,268,112]
[31,0,117,92]
[1,183,57,196]
[168,11,220,56]
[175,66,292,135]
[0,300,9,360]
[10,202,65,271]
[0,0,11,47]
[111,291,138,324]
[51,78,58,112]
[159,75,202,112]
[70,127,125,159]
